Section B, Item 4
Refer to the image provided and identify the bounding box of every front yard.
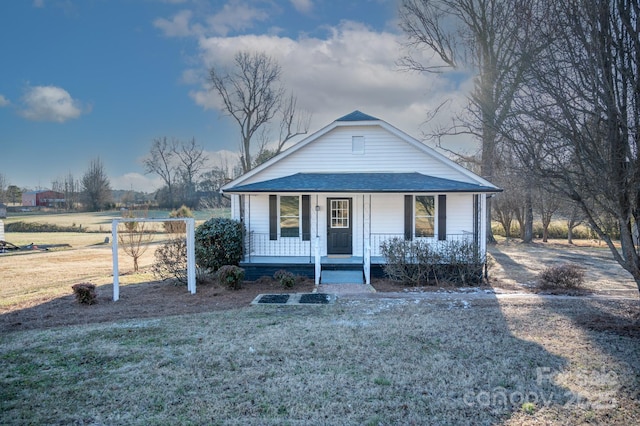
[0,239,639,424]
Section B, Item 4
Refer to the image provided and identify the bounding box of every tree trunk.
[523,188,534,243]
[567,222,574,245]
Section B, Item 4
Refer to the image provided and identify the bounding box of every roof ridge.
[335,110,380,122]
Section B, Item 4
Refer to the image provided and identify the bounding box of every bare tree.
[144,137,178,208]
[174,138,208,207]
[535,188,561,243]
[399,0,544,242]
[208,51,309,173]
[510,0,640,291]
[492,193,515,238]
[118,209,154,273]
[198,167,231,208]
[144,137,209,208]
[52,172,79,210]
[81,158,111,211]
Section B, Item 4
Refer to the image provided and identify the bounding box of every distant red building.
[22,190,65,207]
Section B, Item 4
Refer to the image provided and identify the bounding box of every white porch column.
[314,236,321,285]
[480,194,488,258]
[363,194,371,284]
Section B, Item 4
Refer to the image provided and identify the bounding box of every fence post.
[186,218,196,294]
[112,220,119,301]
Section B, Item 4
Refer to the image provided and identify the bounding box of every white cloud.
[155,1,270,38]
[32,0,45,8]
[154,9,198,37]
[290,0,313,14]
[205,1,269,36]
[19,85,87,123]
[190,21,474,151]
[110,173,164,192]
[0,94,9,107]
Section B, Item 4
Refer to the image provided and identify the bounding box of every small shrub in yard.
[71,283,97,305]
[152,237,209,285]
[274,269,296,288]
[164,205,194,234]
[217,265,245,290]
[538,263,585,290]
[195,218,244,272]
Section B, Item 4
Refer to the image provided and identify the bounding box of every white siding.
[445,194,475,235]
[242,192,481,258]
[239,126,477,185]
[370,194,404,235]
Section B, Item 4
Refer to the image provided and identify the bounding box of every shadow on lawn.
[1,282,577,424]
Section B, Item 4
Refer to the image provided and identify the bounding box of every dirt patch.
[0,277,315,333]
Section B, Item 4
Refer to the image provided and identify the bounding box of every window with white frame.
[280,195,300,237]
[415,195,435,237]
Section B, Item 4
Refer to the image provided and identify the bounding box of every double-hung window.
[415,195,435,237]
[280,195,300,237]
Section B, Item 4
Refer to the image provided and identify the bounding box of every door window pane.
[280,196,299,237]
[415,195,434,237]
[331,200,349,228]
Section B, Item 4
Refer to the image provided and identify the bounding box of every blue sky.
[0,0,473,192]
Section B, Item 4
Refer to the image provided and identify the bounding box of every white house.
[221,111,501,284]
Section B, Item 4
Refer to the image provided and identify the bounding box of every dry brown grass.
[1,227,639,424]
[0,236,165,309]
[1,296,638,425]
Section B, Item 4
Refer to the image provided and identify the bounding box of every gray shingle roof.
[224,172,500,193]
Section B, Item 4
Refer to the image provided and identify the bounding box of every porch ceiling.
[224,172,501,194]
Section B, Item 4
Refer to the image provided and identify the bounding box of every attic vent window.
[352,136,365,154]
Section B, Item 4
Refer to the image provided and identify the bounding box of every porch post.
[314,236,321,285]
[363,194,371,284]
[364,244,371,285]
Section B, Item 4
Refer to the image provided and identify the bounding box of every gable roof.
[222,111,500,193]
[224,172,500,193]
[336,110,379,122]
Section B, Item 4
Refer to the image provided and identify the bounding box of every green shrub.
[538,263,585,290]
[195,218,244,272]
[216,265,245,290]
[274,269,296,288]
[71,283,97,305]
[164,205,194,234]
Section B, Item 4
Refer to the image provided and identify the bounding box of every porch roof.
[223,172,501,193]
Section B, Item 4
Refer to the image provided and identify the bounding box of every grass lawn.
[1,222,639,424]
[1,296,639,425]
[3,208,230,232]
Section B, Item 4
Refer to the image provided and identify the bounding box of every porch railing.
[244,232,313,262]
[243,232,481,262]
[369,233,480,258]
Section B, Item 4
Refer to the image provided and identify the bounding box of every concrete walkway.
[315,283,376,295]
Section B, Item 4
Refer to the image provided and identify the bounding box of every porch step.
[320,269,364,284]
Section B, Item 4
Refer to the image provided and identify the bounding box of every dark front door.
[327,198,352,255]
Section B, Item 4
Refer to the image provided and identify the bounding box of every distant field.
[2,208,230,232]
